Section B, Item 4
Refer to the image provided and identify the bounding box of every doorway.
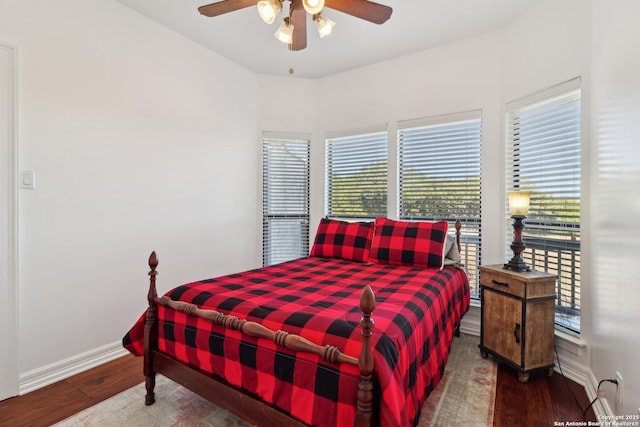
[0,42,19,400]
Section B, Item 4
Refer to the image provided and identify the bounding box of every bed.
[123,217,470,426]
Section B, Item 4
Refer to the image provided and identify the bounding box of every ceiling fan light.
[257,0,282,24]
[314,13,335,38]
[302,0,325,15]
[274,18,294,44]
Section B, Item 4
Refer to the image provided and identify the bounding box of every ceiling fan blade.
[290,4,307,51]
[198,0,258,17]
[324,0,392,24]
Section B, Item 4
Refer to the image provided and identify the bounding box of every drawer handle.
[514,323,521,344]
[491,279,509,287]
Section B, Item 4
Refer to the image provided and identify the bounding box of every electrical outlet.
[616,371,624,408]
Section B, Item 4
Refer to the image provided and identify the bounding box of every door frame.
[0,42,19,400]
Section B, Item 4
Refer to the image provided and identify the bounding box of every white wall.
[0,0,259,388]
[590,0,640,416]
[500,0,591,102]
[0,42,19,401]
[257,75,319,133]
[316,32,505,262]
[256,75,322,225]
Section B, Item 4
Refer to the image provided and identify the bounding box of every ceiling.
[115,0,541,79]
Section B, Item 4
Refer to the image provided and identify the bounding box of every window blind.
[506,80,581,333]
[325,131,388,218]
[398,112,482,296]
[262,137,310,266]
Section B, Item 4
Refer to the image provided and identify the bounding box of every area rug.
[54,334,495,427]
[418,334,497,427]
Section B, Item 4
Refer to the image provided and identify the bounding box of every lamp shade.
[507,190,532,216]
[314,13,335,38]
[257,0,282,24]
[302,0,325,14]
[274,18,294,44]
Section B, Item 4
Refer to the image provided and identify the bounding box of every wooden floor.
[0,354,596,427]
[494,363,597,427]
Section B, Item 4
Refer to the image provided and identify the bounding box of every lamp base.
[503,258,530,272]
[505,214,530,272]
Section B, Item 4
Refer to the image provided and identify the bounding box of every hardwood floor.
[494,363,597,427]
[0,355,144,427]
[0,354,596,427]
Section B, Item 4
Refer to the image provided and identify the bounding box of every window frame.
[505,78,582,334]
[324,126,388,219]
[262,133,311,266]
[397,111,483,297]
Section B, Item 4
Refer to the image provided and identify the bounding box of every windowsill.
[555,327,586,347]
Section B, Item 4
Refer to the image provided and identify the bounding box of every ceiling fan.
[198,0,393,51]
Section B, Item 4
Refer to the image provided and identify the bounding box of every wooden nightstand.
[478,264,556,382]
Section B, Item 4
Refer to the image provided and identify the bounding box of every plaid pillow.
[310,218,374,262]
[370,218,449,268]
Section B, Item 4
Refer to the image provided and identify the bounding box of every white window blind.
[325,131,388,219]
[398,112,482,296]
[506,79,581,333]
[262,137,310,266]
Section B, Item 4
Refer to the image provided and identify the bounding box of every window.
[325,129,388,219]
[506,79,581,333]
[262,135,310,266]
[398,112,482,296]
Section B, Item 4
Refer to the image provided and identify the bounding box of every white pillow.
[443,234,462,265]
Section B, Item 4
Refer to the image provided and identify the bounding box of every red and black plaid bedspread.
[123,256,470,427]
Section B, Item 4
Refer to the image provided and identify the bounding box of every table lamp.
[504,190,532,272]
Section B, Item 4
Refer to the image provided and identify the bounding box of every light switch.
[20,170,35,190]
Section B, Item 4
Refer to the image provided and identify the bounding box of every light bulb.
[314,14,335,38]
[274,18,294,44]
[257,0,282,24]
[302,0,324,14]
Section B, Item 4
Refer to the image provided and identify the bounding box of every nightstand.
[478,264,556,382]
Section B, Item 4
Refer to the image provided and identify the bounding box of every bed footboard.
[142,251,377,427]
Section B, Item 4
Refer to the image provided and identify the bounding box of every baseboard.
[19,341,128,395]
[546,331,618,419]
[584,367,622,419]
[553,331,589,383]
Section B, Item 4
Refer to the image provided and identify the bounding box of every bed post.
[454,220,463,337]
[355,285,375,427]
[143,251,159,405]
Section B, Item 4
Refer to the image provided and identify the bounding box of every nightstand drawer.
[480,270,526,298]
[479,264,556,299]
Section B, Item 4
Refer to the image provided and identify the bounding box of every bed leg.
[455,324,461,337]
[143,251,159,405]
[355,285,376,427]
[144,309,157,407]
[145,374,156,405]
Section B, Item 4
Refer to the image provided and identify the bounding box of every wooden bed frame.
[142,220,462,427]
